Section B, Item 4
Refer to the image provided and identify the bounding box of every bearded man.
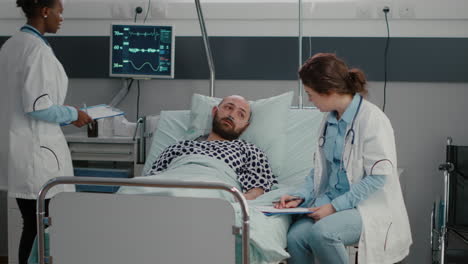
[147,95,276,200]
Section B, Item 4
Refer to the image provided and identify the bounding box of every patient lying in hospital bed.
[118,94,295,263]
[146,95,277,200]
[29,92,325,264]
[116,93,326,263]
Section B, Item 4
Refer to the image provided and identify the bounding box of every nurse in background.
[0,0,91,263]
[275,53,412,263]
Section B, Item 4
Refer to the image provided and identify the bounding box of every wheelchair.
[432,138,468,264]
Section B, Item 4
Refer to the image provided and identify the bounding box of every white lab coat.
[313,99,412,264]
[0,30,74,199]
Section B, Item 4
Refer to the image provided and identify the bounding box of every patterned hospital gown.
[147,139,277,192]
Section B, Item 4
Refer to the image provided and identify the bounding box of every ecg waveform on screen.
[128,30,159,40]
[111,25,173,77]
[124,60,160,72]
[128,48,158,53]
[114,29,172,43]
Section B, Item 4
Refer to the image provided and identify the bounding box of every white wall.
[2,0,468,263]
[0,0,468,37]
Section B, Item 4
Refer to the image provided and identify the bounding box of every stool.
[278,245,359,264]
[347,244,359,264]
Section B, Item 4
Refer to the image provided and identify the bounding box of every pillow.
[279,109,324,186]
[185,92,294,176]
[143,110,190,175]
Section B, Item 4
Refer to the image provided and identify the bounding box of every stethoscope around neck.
[318,95,363,171]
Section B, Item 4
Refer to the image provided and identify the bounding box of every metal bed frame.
[36,176,250,264]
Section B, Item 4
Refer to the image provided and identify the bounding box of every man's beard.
[212,113,246,141]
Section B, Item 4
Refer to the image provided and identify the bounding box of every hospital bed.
[31,0,325,262]
[36,177,250,264]
[432,138,468,264]
[33,105,325,264]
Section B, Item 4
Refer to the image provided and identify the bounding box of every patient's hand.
[243,187,264,200]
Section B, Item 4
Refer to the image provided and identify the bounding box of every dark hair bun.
[17,0,36,18]
[349,69,366,86]
[299,52,369,97]
[348,68,368,96]
[17,0,55,19]
[16,0,27,8]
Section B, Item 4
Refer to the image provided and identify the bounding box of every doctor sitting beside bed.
[275,53,412,264]
[146,95,277,200]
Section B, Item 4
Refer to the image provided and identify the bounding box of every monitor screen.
[110,23,175,79]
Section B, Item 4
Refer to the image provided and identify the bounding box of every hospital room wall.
[2,0,468,262]
[2,45,468,264]
[2,79,464,263]
[0,61,465,262]
[61,78,468,264]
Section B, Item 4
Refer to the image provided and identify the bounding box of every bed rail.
[36,176,250,264]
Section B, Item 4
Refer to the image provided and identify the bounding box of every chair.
[347,244,359,264]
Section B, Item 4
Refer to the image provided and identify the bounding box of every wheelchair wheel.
[431,200,444,264]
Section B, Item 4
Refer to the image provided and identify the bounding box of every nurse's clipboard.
[60,104,124,126]
[252,206,312,216]
[81,104,124,120]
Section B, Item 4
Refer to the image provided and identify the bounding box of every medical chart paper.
[60,104,124,126]
[253,206,312,216]
[82,104,124,120]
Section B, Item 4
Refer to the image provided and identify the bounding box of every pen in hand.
[272,197,302,204]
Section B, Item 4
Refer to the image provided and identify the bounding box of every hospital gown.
[147,139,277,192]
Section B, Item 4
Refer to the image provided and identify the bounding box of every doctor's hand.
[274,195,303,209]
[71,109,93,128]
[308,203,336,221]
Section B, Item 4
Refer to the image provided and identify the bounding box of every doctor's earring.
[44,15,48,18]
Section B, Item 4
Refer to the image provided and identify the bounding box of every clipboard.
[61,104,124,126]
[81,104,124,120]
[253,206,312,216]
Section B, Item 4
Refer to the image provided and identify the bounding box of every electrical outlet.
[111,3,131,19]
[376,2,392,19]
[151,3,167,19]
[356,4,373,19]
[398,4,415,19]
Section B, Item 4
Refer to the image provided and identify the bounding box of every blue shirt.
[292,94,386,211]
